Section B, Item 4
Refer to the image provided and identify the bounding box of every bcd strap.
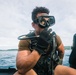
[33,31,59,75]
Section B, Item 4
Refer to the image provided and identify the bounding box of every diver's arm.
[16,50,41,74]
[56,35,65,59]
[57,43,64,59]
[16,40,41,74]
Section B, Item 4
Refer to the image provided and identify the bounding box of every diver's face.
[32,13,48,34]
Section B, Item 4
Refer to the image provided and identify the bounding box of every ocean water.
[0,50,17,69]
[0,50,72,69]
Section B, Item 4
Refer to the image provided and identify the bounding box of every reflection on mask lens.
[39,19,46,26]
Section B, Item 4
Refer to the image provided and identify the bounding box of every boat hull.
[0,68,16,75]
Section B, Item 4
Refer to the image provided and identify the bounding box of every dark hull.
[0,68,17,75]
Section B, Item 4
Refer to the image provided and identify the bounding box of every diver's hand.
[30,36,50,55]
[30,28,53,55]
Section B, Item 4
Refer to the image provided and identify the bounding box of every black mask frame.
[33,16,55,28]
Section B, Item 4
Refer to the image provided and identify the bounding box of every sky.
[0,0,76,49]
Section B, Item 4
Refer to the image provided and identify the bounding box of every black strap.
[49,31,57,75]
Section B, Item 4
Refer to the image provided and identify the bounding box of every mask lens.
[39,18,46,26]
[49,16,55,25]
[39,16,50,27]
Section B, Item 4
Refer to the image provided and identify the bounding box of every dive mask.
[33,16,55,28]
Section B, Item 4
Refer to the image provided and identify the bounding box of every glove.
[30,28,53,55]
[39,28,53,43]
[30,36,50,55]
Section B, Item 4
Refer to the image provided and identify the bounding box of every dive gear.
[33,16,55,28]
